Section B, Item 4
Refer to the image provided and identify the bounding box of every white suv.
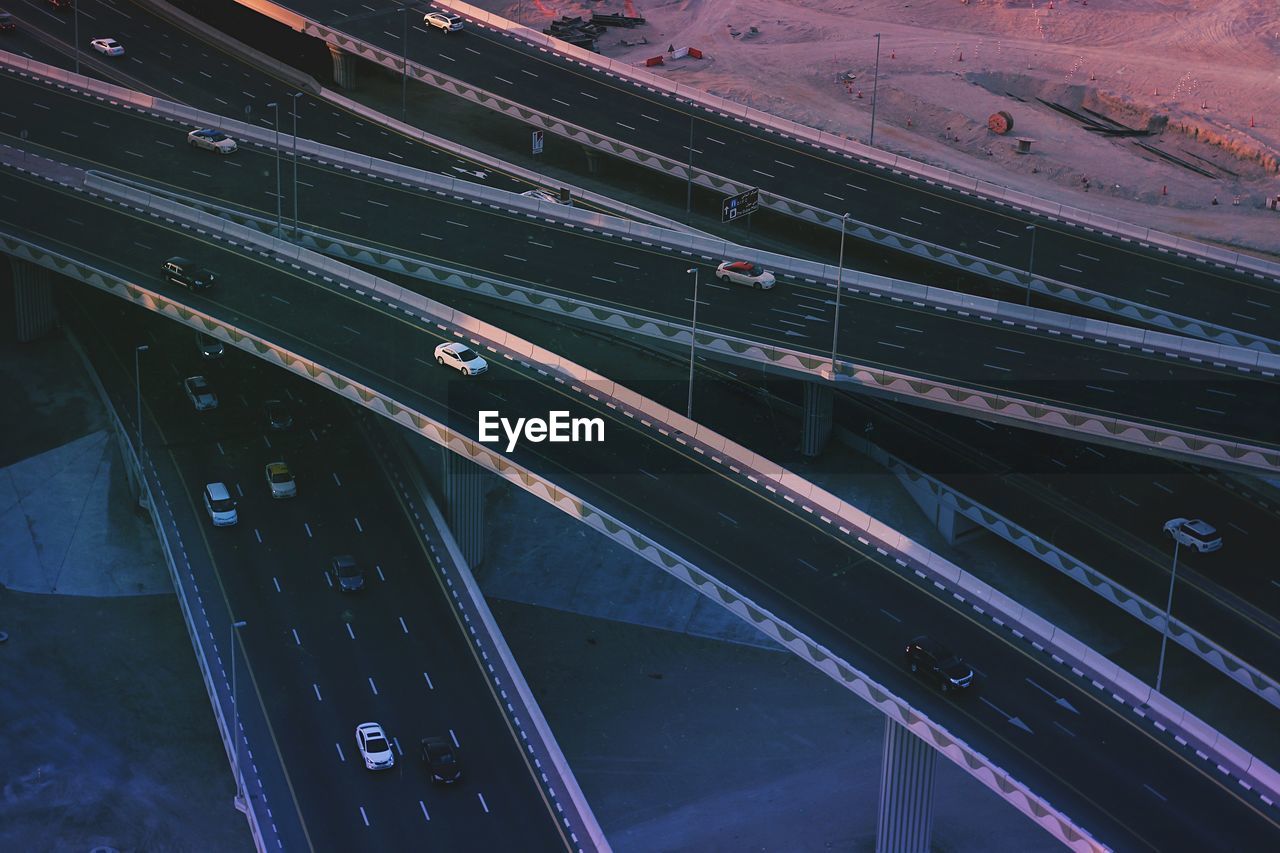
[424,12,463,33]
[1162,518,1222,553]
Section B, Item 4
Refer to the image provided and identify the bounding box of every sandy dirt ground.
[491,0,1280,257]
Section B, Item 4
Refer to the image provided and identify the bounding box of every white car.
[1163,518,1222,553]
[424,12,464,33]
[203,482,238,527]
[187,128,238,154]
[520,188,573,207]
[90,38,125,57]
[264,462,297,499]
[355,722,395,770]
[434,341,488,376]
[716,260,776,290]
[184,375,218,411]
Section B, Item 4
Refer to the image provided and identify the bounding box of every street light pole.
[230,619,248,809]
[1024,223,1037,306]
[73,1,80,75]
[1155,536,1180,694]
[267,102,282,237]
[400,6,410,122]
[684,115,695,222]
[134,344,148,463]
[686,267,699,419]
[830,213,850,370]
[290,92,302,240]
[869,33,882,147]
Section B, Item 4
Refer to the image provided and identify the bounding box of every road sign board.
[721,187,759,222]
[531,129,544,155]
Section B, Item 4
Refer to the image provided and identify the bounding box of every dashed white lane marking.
[978,240,1001,250]
[1227,522,1249,536]
[478,793,491,814]
[920,206,942,215]
[423,671,434,689]
[494,76,514,85]
[1059,264,1083,273]
[718,512,738,525]
[420,801,431,821]
[901,217,923,226]
[1053,721,1077,738]
[552,97,571,107]
[617,122,636,130]
[753,169,775,178]
[399,616,409,634]
[1160,276,1183,285]
[368,677,379,696]
[450,730,461,748]
[1194,406,1225,416]
[638,469,660,480]
[895,325,923,333]
[1152,482,1173,494]
[1143,784,1167,802]
[1145,289,1169,298]
[983,363,1011,372]
[994,346,1024,354]
[878,340,905,349]
[798,558,821,572]
[1117,494,1139,507]
[879,608,902,622]
[313,683,322,701]
[359,806,369,826]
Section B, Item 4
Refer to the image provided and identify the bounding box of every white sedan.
[187,128,238,154]
[434,341,488,376]
[183,375,218,411]
[90,38,125,57]
[355,722,395,770]
[715,260,776,290]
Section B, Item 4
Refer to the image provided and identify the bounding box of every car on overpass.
[89,38,125,57]
[264,462,297,499]
[716,260,776,290]
[202,482,238,527]
[905,635,975,694]
[186,128,238,154]
[355,722,395,770]
[421,736,462,784]
[434,341,488,376]
[162,257,216,290]
[1163,517,1223,553]
[424,11,464,33]
[520,188,573,207]
[183,375,218,411]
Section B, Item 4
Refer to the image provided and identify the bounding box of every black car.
[904,635,974,693]
[162,256,215,290]
[265,399,293,430]
[420,736,462,784]
[0,12,17,32]
[330,555,364,592]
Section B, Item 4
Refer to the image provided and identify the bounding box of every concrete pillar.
[11,259,57,342]
[800,381,833,457]
[893,472,982,546]
[328,44,357,90]
[582,146,602,175]
[876,717,937,853]
[441,448,485,568]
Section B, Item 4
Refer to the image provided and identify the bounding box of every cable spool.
[987,110,1014,135]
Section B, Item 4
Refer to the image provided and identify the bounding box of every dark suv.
[420,736,462,784]
[904,636,974,694]
[162,257,215,290]
[330,555,364,592]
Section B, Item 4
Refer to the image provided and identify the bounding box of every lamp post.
[267,102,282,237]
[230,619,248,809]
[686,267,699,419]
[73,1,80,75]
[133,344,148,463]
[830,213,850,370]
[869,33,882,147]
[1156,528,1180,694]
[399,5,411,122]
[289,92,303,240]
[684,116,696,222]
[1024,223,1037,306]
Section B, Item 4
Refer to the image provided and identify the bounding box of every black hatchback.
[905,635,974,693]
[421,736,462,784]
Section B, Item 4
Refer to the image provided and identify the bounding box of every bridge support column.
[328,44,357,90]
[800,381,833,457]
[441,448,486,568]
[581,146,602,175]
[893,473,982,546]
[875,717,937,853]
[10,259,58,342]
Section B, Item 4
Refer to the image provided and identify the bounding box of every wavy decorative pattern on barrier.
[0,231,1106,853]
[869,444,1280,710]
[296,24,1279,356]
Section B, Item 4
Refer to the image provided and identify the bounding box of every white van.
[203,482,238,526]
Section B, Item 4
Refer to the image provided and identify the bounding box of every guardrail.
[437,1,1280,282]
[19,162,1280,832]
[90,173,1280,476]
[5,49,1275,371]
[62,331,273,852]
[0,224,1115,847]
[847,432,1280,711]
